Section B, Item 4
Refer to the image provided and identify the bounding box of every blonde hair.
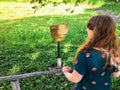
[74,15,120,64]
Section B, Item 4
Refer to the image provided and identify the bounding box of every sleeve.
[73,51,86,75]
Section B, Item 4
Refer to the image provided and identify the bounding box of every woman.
[62,15,120,90]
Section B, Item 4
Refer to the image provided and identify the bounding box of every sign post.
[50,24,68,68]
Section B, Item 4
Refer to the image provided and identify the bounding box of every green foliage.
[0,8,97,89]
[99,1,120,37]
[112,78,120,90]
[101,2,120,14]
[105,0,120,3]
[85,0,105,6]
[0,0,29,2]
[0,1,120,90]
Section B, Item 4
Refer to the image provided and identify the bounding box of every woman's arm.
[111,71,120,77]
[62,66,83,83]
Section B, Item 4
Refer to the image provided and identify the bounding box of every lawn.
[101,2,120,14]
[0,1,120,90]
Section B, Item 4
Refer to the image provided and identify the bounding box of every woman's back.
[74,48,115,90]
[62,15,120,90]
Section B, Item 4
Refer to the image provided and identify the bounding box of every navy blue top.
[73,48,115,90]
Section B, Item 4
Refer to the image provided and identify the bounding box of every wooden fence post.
[0,69,62,90]
[11,80,20,90]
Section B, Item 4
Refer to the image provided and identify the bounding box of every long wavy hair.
[74,15,120,65]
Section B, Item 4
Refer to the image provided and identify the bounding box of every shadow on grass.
[0,9,97,89]
[100,2,120,14]
[0,7,119,90]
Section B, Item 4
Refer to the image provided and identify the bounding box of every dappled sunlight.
[34,3,88,16]
[63,47,69,53]
[0,1,120,89]
[0,2,92,20]
[0,2,98,89]
[62,43,72,53]
[8,64,20,75]
[0,2,34,20]
[64,42,72,47]
[30,52,40,61]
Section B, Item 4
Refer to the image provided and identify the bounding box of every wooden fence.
[0,69,62,90]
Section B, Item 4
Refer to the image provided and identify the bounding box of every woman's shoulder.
[79,48,101,54]
[77,49,93,58]
[77,48,103,59]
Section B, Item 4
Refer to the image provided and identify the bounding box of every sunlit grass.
[99,2,120,36]
[8,64,20,75]
[0,2,91,20]
[0,3,98,89]
[101,2,120,14]
[0,1,120,90]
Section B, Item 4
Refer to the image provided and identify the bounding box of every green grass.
[100,2,120,36]
[100,2,120,14]
[101,2,120,33]
[0,8,98,89]
[0,2,120,90]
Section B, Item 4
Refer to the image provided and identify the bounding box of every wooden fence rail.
[0,69,62,90]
